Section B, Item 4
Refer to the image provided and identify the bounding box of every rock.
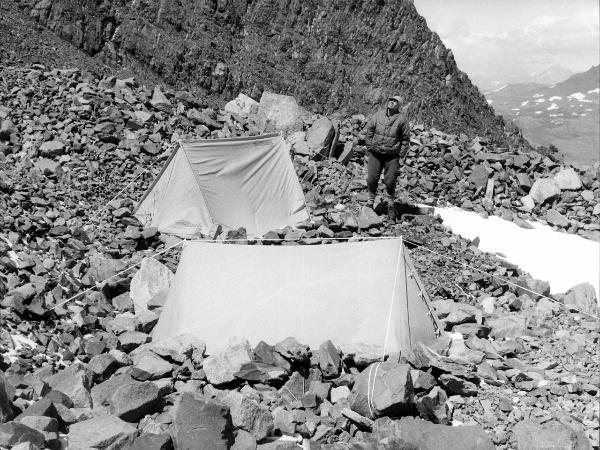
[272,407,295,435]
[480,296,495,314]
[130,258,174,314]
[224,93,259,118]
[385,416,495,450]
[128,433,172,450]
[173,393,234,450]
[119,331,151,352]
[530,178,561,205]
[330,386,350,404]
[67,415,137,449]
[317,340,341,378]
[554,168,583,190]
[87,253,127,283]
[513,420,591,450]
[416,386,449,424]
[46,363,93,408]
[516,173,532,190]
[221,391,273,441]
[411,370,437,391]
[150,334,206,364]
[0,422,45,448]
[132,352,173,380]
[563,282,598,314]
[88,354,119,381]
[358,206,383,229]
[203,339,252,385]
[546,209,569,227]
[438,374,478,396]
[515,276,550,300]
[521,195,535,211]
[486,314,527,339]
[581,190,594,201]
[39,140,65,156]
[91,374,135,413]
[469,165,488,189]
[342,408,374,431]
[305,116,335,155]
[273,337,310,363]
[150,86,172,111]
[349,362,413,419]
[231,429,257,450]
[1,371,12,423]
[111,381,161,422]
[258,91,303,131]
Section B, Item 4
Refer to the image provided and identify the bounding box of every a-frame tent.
[152,238,442,355]
[134,133,309,238]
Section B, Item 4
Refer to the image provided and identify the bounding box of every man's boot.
[387,195,397,221]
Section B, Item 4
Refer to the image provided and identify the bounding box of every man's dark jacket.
[363,109,410,156]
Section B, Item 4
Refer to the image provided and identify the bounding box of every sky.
[413,0,600,90]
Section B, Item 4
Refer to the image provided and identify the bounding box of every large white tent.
[152,238,441,354]
[134,133,309,238]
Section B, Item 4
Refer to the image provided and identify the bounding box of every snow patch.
[520,100,529,106]
[587,88,599,94]
[535,111,542,114]
[535,98,546,103]
[568,92,586,101]
[546,103,559,111]
[434,206,600,296]
[533,93,544,98]
[548,96,562,101]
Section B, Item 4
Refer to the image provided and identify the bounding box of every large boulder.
[258,91,303,131]
[46,363,93,408]
[379,416,495,450]
[530,178,561,205]
[349,362,413,419]
[173,393,234,450]
[224,93,259,118]
[415,386,449,424]
[110,381,161,422]
[87,253,127,284]
[486,313,527,339]
[0,422,45,448]
[305,116,335,155]
[221,391,273,441]
[203,339,253,385]
[513,420,591,450]
[546,209,569,227]
[150,86,172,111]
[130,258,174,314]
[554,168,583,190]
[563,282,598,315]
[67,415,137,449]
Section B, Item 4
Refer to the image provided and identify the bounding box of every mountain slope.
[19,0,526,147]
[487,66,599,166]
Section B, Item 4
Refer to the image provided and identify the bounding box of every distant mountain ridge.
[486,66,599,166]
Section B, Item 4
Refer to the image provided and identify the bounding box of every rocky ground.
[0,64,598,449]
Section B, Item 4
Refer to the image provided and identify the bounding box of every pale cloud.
[415,1,599,87]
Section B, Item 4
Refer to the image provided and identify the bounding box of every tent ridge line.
[178,132,281,144]
[133,145,178,214]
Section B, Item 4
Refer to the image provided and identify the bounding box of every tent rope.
[88,153,164,223]
[49,239,185,311]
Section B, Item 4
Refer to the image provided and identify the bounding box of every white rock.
[553,167,582,190]
[330,386,350,404]
[130,258,174,314]
[224,93,259,118]
[258,91,303,131]
[529,178,561,205]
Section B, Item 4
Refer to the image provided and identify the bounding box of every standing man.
[362,96,410,220]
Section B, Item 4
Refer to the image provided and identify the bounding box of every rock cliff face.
[22,0,512,142]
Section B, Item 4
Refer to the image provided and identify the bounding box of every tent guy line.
[48,239,186,311]
[46,235,599,320]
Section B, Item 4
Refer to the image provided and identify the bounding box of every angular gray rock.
[111,381,161,422]
[513,420,592,450]
[67,415,137,449]
[46,363,93,408]
[203,340,252,385]
[349,361,413,419]
[0,371,12,423]
[416,386,450,424]
[306,116,335,154]
[563,282,598,314]
[0,422,45,449]
[173,393,234,450]
[317,340,341,378]
[546,208,569,227]
[221,391,273,441]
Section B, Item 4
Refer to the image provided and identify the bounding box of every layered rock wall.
[23,0,511,142]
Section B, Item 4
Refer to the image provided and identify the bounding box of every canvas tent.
[152,238,441,355]
[134,133,309,238]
